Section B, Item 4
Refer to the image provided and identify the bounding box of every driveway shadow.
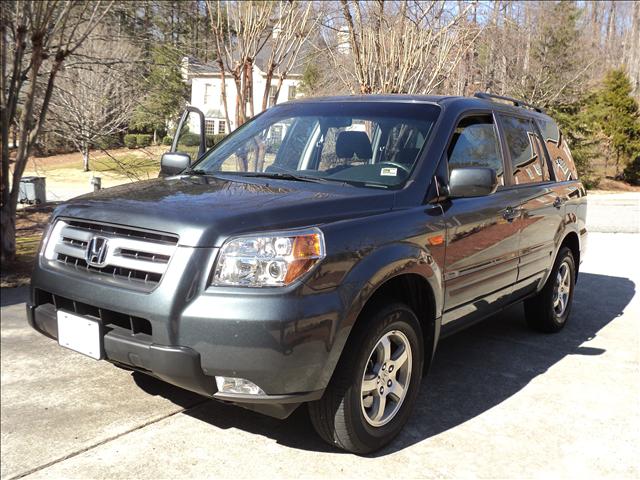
[130,272,635,455]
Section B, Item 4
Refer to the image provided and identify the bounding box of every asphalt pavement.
[1,193,638,479]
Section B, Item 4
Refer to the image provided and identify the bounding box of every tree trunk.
[246,61,254,118]
[219,72,232,132]
[262,68,274,111]
[153,129,157,145]
[0,201,16,263]
[605,1,617,68]
[82,143,90,172]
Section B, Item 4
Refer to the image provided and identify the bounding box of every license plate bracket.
[57,310,103,360]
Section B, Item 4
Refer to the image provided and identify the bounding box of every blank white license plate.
[57,310,102,360]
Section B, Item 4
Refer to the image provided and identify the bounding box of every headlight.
[212,228,325,287]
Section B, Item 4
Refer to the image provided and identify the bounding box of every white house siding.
[189,70,302,133]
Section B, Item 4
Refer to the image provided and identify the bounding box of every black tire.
[524,247,576,333]
[308,302,424,454]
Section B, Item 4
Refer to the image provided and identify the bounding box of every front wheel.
[524,247,576,333]
[309,302,424,454]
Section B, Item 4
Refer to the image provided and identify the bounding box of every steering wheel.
[378,162,411,175]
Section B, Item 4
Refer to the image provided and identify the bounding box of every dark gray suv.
[28,93,587,453]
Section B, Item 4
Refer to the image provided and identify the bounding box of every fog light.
[215,376,265,395]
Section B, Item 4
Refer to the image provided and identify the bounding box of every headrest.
[335,131,372,160]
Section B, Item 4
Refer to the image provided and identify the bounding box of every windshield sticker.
[380,167,398,177]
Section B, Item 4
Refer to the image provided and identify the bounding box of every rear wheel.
[309,302,424,454]
[524,247,576,333]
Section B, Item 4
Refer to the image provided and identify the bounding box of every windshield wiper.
[183,168,210,176]
[230,171,339,185]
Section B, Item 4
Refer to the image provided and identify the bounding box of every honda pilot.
[28,93,587,453]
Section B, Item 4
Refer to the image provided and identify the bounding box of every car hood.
[53,175,396,246]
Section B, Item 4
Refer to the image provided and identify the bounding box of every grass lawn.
[26,146,164,179]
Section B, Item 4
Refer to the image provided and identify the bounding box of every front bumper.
[27,302,324,418]
[28,237,346,418]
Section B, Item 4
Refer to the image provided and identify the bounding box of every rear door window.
[447,115,504,186]
[499,115,550,185]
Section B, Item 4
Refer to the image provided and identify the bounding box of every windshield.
[191,102,440,189]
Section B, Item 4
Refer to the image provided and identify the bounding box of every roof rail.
[473,92,545,113]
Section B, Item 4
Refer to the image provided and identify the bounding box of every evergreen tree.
[550,98,600,188]
[300,63,320,97]
[129,46,188,143]
[591,69,640,175]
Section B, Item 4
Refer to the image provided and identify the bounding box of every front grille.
[44,219,178,290]
[35,289,152,336]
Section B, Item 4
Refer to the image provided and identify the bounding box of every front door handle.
[502,207,521,222]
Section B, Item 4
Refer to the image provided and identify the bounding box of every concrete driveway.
[1,195,639,479]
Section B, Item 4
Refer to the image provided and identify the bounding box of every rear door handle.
[553,197,566,209]
[502,207,521,222]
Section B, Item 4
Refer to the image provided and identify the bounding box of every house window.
[205,119,216,136]
[204,84,213,104]
[268,86,278,107]
[288,86,297,101]
[218,120,226,134]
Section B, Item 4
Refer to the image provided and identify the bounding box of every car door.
[496,113,567,295]
[440,113,523,331]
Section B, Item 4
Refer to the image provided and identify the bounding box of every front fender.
[308,240,444,390]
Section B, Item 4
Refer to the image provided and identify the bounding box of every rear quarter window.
[499,115,549,185]
[537,118,579,181]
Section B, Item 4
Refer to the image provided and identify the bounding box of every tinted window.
[447,115,504,185]
[537,118,578,181]
[500,115,549,185]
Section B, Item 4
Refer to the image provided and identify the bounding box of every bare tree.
[206,0,273,128]
[1,0,112,262]
[49,33,141,171]
[330,0,481,94]
[205,1,316,130]
[624,0,640,96]
[260,2,316,111]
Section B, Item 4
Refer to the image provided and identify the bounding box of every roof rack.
[473,92,545,113]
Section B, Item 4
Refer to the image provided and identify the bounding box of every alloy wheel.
[360,330,412,427]
[553,260,572,317]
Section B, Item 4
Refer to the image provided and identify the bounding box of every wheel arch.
[559,230,580,281]
[355,273,439,372]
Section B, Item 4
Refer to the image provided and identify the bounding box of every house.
[182,53,304,135]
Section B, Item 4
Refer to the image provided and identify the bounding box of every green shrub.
[180,132,201,147]
[124,134,137,149]
[204,134,227,149]
[162,136,173,146]
[623,155,640,186]
[33,132,75,156]
[94,134,122,150]
[135,134,152,148]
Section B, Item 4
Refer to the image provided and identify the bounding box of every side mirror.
[160,152,191,176]
[449,167,498,197]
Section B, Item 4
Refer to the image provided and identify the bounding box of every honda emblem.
[86,236,109,267]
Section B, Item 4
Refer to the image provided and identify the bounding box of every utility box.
[18,176,46,205]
